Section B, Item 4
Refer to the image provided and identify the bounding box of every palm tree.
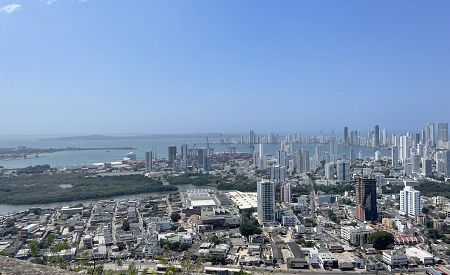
[181,256,203,274]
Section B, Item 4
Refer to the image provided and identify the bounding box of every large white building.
[399,185,421,218]
[400,135,411,164]
[405,247,434,265]
[257,180,275,225]
[340,225,375,246]
[382,251,408,268]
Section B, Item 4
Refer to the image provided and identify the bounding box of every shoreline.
[0,147,135,162]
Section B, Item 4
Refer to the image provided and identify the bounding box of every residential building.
[355,178,378,222]
[399,185,421,218]
[257,180,275,225]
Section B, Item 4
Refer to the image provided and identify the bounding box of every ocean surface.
[0,135,387,214]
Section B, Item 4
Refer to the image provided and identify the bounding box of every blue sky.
[0,0,449,135]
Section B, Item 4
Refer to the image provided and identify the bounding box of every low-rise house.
[287,257,309,269]
[308,254,320,268]
[317,251,338,268]
[249,234,264,244]
[19,224,39,238]
[382,250,408,269]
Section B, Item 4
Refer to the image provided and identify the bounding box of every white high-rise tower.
[399,185,421,218]
[257,180,275,225]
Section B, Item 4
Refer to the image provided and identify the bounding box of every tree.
[122,219,130,231]
[127,262,138,275]
[170,212,181,222]
[87,263,104,275]
[165,264,177,275]
[368,231,394,250]
[210,235,219,245]
[181,256,203,275]
[427,229,444,240]
[51,241,70,253]
[117,242,126,251]
[29,240,40,257]
[158,255,168,265]
[42,233,55,249]
[239,218,261,237]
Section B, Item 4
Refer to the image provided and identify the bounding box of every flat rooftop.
[225,191,257,209]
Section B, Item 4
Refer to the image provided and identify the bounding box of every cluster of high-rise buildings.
[144,144,213,172]
[387,123,450,178]
[253,122,449,225]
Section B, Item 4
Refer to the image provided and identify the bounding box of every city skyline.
[2,1,450,274]
[1,1,450,134]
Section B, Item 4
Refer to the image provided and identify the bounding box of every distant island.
[0,146,134,161]
[41,133,238,141]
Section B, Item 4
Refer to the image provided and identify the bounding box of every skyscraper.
[350,131,359,146]
[315,144,323,162]
[198,148,209,171]
[391,145,399,168]
[382,129,388,146]
[355,178,378,222]
[248,130,256,144]
[422,158,432,177]
[426,123,436,148]
[276,150,287,167]
[145,151,153,170]
[349,147,356,166]
[302,149,310,173]
[344,126,349,145]
[438,123,448,145]
[399,135,411,164]
[325,163,335,180]
[168,145,177,165]
[329,135,337,162]
[446,150,450,177]
[420,129,426,145]
[411,154,420,174]
[337,160,350,183]
[181,144,188,160]
[270,165,286,183]
[257,180,275,225]
[399,185,421,218]
[373,125,380,147]
[280,182,291,203]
